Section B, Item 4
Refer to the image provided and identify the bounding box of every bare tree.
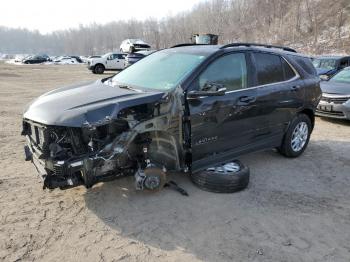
[0,0,349,55]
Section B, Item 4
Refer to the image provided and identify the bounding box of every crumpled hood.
[321,80,350,95]
[23,80,165,127]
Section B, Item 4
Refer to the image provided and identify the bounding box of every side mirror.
[320,75,329,81]
[187,87,226,98]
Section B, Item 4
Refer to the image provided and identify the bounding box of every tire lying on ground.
[190,160,250,193]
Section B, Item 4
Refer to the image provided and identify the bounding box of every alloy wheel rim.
[207,162,241,174]
[291,121,308,152]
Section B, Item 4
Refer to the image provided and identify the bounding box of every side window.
[118,54,125,59]
[254,53,284,85]
[281,58,296,80]
[198,53,247,92]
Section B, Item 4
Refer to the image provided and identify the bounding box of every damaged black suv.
[22,43,321,192]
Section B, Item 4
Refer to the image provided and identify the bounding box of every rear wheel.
[190,160,250,193]
[278,114,312,157]
[94,64,105,74]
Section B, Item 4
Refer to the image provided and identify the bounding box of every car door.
[188,52,266,170]
[116,54,126,69]
[250,52,304,138]
[105,54,118,69]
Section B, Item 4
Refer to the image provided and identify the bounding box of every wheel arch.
[299,108,315,129]
[134,130,183,171]
[95,63,105,69]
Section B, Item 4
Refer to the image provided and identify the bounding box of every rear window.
[254,53,284,85]
[291,55,316,76]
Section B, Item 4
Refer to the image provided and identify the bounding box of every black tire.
[278,113,312,158]
[94,64,105,74]
[190,160,249,193]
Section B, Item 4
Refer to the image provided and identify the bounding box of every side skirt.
[191,134,283,173]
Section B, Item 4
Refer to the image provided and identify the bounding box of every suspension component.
[135,165,166,191]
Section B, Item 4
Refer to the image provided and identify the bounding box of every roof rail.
[220,43,297,53]
[171,43,207,48]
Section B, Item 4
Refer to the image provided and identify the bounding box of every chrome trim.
[322,93,350,99]
[225,75,300,94]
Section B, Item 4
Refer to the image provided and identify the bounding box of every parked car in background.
[316,67,350,120]
[87,52,126,74]
[312,56,350,79]
[22,43,320,192]
[22,55,50,64]
[124,50,156,67]
[14,54,29,63]
[53,57,80,65]
[79,56,89,63]
[120,39,151,53]
[69,56,83,63]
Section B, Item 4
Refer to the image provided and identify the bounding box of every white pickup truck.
[87,52,126,74]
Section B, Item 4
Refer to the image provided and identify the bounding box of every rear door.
[188,52,267,170]
[251,52,303,137]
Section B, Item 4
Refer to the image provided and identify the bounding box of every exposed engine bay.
[22,86,190,191]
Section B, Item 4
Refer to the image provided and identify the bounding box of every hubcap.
[207,162,241,174]
[291,121,308,152]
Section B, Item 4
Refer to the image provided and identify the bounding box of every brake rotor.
[143,166,167,191]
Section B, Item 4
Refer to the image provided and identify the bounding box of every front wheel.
[94,64,105,74]
[278,114,312,157]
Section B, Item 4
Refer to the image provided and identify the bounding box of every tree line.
[0,0,349,55]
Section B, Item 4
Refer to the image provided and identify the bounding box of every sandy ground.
[0,62,350,262]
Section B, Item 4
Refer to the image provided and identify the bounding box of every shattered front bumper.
[24,137,87,189]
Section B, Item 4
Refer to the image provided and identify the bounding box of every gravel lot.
[0,63,350,262]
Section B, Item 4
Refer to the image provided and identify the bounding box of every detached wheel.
[190,160,249,193]
[94,64,105,74]
[278,113,311,157]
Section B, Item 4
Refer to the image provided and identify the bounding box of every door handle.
[238,96,256,103]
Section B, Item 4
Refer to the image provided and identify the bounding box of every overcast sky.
[0,0,202,34]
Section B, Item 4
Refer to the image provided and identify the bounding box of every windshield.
[111,50,207,91]
[330,69,350,83]
[312,58,337,69]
